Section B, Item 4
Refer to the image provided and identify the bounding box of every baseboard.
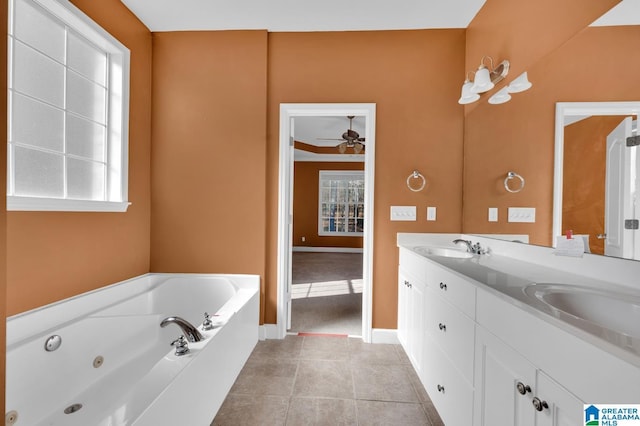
[292,246,363,253]
[259,324,280,340]
[371,328,399,344]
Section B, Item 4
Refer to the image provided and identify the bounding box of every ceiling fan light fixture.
[354,142,364,154]
[338,142,347,154]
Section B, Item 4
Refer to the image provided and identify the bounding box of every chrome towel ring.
[407,170,426,192]
[504,171,525,193]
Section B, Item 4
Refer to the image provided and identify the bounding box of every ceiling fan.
[317,115,365,154]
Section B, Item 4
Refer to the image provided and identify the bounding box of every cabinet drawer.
[423,340,474,426]
[426,262,477,318]
[425,287,476,382]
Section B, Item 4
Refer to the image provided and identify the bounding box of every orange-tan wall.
[563,116,627,255]
[293,161,364,249]
[462,24,640,246]
[150,31,268,320]
[266,30,466,328]
[6,1,152,316]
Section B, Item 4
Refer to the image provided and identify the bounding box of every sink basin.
[412,246,473,259]
[524,284,640,338]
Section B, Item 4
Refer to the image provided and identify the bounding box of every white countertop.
[397,233,640,367]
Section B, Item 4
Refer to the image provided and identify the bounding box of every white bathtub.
[5,273,260,426]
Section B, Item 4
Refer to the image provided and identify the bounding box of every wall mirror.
[553,102,640,260]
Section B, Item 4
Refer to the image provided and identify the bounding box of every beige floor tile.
[300,335,350,361]
[230,357,298,396]
[251,335,304,359]
[402,365,431,404]
[292,359,355,399]
[348,340,402,365]
[423,401,445,426]
[211,394,289,426]
[394,344,413,365]
[352,363,420,403]
[285,397,357,426]
[356,400,431,426]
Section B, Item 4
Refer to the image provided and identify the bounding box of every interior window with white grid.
[318,170,364,236]
[7,0,130,212]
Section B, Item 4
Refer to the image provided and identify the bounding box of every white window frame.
[7,0,131,212]
[318,170,364,237]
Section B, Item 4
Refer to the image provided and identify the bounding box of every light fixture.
[337,141,364,154]
[488,87,511,105]
[458,72,481,105]
[507,71,532,93]
[470,56,510,94]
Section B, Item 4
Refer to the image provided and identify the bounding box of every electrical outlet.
[427,207,436,221]
[508,207,536,223]
[390,206,417,221]
[488,207,498,222]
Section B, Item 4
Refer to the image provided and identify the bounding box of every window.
[7,0,130,212]
[318,170,364,236]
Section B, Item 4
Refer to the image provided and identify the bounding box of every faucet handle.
[171,335,190,356]
[202,312,214,330]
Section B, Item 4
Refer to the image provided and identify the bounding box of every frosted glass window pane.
[11,92,64,151]
[66,114,106,162]
[67,71,106,124]
[67,158,105,200]
[13,41,64,107]
[14,146,63,197]
[13,0,65,62]
[68,32,107,86]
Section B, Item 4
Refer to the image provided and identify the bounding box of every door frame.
[277,103,376,342]
[553,101,640,246]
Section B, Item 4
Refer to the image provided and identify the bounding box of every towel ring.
[504,171,525,193]
[407,170,426,192]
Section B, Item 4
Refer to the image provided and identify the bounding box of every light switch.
[390,206,417,221]
[427,206,436,221]
[488,207,498,222]
[508,207,536,223]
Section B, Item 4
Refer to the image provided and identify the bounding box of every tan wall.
[266,30,466,328]
[563,116,628,255]
[6,1,152,316]
[293,162,364,249]
[462,25,640,246]
[150,31,268,320]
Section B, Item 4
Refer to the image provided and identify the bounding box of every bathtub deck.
[212,335,444,426]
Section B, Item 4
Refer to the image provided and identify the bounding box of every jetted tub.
[5,273,260,426]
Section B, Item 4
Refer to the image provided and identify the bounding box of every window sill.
[7,196,131,212]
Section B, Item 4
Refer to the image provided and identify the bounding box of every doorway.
[276,103,376,342]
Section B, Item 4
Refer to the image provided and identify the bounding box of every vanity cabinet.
[397,268,426,375]
[473,326,584,426]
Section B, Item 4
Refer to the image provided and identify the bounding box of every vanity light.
[458,72,481,105]
[470,56,510,94]
[488,87,512,105]
[507,71,533,93]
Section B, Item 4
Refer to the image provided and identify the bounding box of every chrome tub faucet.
[160,316,204,342]
[453,239,486,255]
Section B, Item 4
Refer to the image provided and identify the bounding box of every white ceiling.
[120,0,487,32]
[294,116,366,148]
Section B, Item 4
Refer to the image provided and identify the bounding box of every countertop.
[397,234,640,367]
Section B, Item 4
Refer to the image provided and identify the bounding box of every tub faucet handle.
[171,335,190,356]
[202,312,214,331]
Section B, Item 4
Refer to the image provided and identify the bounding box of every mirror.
[553,102,640,260]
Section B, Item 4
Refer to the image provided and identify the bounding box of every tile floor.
[211,335,444,425]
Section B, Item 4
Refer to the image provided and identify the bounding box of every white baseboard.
[292,246,363,253]
[371,328,399,344]
[259,324,280,340]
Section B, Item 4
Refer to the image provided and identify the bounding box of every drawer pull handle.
[437,384,445,393]
[516,382,531,395]
[439,282,447,290]
[438,323,446,332]
[532,397,548,412]
[404,280,412,288]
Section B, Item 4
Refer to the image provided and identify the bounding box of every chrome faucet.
[453,239,474,252]
[160,316,204,342]
[453,239,486,255]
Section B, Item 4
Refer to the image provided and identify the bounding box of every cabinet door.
[408,278,425,376]
[474,326,536,426]
[397,271,410,348]
[534,371,584,426]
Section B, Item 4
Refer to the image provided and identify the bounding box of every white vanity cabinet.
[397,268,426,375]
[473,326,584,426]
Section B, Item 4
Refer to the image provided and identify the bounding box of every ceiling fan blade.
[317,138,347,141]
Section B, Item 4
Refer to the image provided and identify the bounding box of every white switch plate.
[488,207,498,222]
[427,206,436,221]
[508,207,536,223]
[390,206,417,221]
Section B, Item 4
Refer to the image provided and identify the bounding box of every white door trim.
[277,103,376,342]
[553,101,640,246]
